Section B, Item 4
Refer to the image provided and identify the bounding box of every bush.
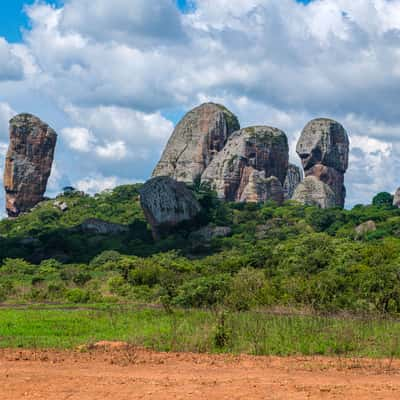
[174,274,231,308]
[66,288,91,303]
[226,268,267,311]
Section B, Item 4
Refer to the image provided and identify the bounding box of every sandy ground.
[1,343,400,399]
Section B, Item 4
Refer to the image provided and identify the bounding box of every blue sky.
[1,0,312,42]
[0,0,399,213]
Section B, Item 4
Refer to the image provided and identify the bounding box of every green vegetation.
[2,184,400,314]
[1,306,400,358]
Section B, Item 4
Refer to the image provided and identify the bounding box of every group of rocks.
[141,103,350,236]
[3,102,397,240]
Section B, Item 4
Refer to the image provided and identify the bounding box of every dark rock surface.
[283,164,303,200]
[3,113,57,217]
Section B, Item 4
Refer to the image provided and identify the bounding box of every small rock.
[355,220,377,236]
[78,218,129,235]
[53,201,68,212]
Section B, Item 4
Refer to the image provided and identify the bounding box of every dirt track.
[1,343,400,399]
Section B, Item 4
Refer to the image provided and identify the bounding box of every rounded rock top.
[296,118,349,172]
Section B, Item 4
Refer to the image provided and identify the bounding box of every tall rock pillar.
[4,113,57,217]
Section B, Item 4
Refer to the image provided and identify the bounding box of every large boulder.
[296,118,349,172]
[201,126,289,201]
[139,177,202,239]
[3,114,57,217]
[152,103,240,184]
[295,118,349,208]
[292,176,336,209]
[355,220,377,237]
[283,163,303,200]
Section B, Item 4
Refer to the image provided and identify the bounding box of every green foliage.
[3,184,400,315]
[372,192,394,208]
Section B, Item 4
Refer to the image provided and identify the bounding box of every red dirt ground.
[1,343,400,399]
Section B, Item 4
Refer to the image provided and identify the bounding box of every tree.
[372,192,393,208]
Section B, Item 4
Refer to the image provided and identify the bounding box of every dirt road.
[1,343,400,399]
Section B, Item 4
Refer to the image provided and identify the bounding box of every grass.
[1,305,400,358]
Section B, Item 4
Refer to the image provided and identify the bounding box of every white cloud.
[61,127,96,152]
[95,141,127,160]
[75,174,136,194]
[0,38,25,81]
[2,0,400,212]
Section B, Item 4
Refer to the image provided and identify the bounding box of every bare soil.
[1,342,400,399]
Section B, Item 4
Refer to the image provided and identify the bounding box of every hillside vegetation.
[1,185,400,315]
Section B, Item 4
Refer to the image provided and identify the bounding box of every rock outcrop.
[295,118,349,208]
[239,172,284,204]
[292,176,336,209]
[139,176,202,239]
[3,114,57,217]
[355,220,377,237]
[283,164,303,200]
[393,188,400,208]
[78,218,129,235]
[152,103,240,184]
[201,126,289,202]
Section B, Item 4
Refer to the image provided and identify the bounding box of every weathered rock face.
[297,118,349,172]
[152,103,240,184]
[305,164,345,207]
[292,176,336,209]
[283,164,303,200]
[393,188,400,208]
[201,126,289,202]
[4,114,57,217]
[295,118,349,208]
[139,176,202,239]
[239,171,284,204]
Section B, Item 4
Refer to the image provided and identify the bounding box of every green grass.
[1,306,400,358]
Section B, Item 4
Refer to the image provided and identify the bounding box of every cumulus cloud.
[60,0,186,45]
[0,38,25,81]
[1,0,400,212]
[75,174,136,194]
[61,127,96,152]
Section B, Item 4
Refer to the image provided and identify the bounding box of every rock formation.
[201,126,289,202]
[152,103,240,184]
[3,114,57,217]
[139,176,202,239]
[393,188,400,208]
[292,176,336,209]
[239,172,284,204]
[355,220,377,237]
[283,164,303,200]
[294,118,349,208]
[78,218,129,235]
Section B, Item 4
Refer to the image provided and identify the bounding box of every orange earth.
[1,342,400,399]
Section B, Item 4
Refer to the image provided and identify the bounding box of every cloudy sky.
[1,0,400,214]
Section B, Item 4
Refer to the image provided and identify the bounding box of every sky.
[0,0,400,215]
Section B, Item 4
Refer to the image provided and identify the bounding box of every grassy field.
[1,305,400,358]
